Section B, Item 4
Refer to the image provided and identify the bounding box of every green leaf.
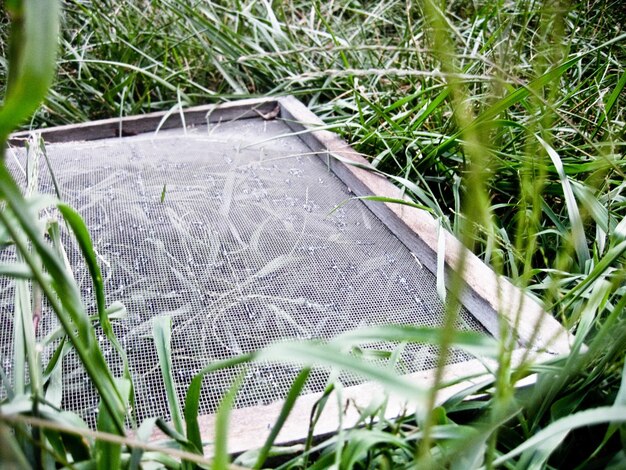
[57,204,107,325]
[42,428,68,466]
[184,354,253,453]
[154,417,195,449]
[536,135,589,267]
[0,422,31,469]
[257,341,428,402]
[58,203,133,388]
[556,240,626,309]
[161,184,167,203]
[570,180,614,234]
[550,389,589,422]
[52,414,91,463]
[129,417,158,470]
[450,434,486,470]
[592,71,626,138]
[0,263,34,279]
[493,406,626,466]
[572,280,611,350]
[153,316,184,434]
[213,370,246,470]
[96,379,131,470]
[0,0,60,147]
[337,325,499,358]
[253,368,311,469]
[339,428,410,469]
[44,340,70,408]
[514,431,568,470]
[12,276,27,395]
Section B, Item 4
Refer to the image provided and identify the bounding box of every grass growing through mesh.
[1,0,626,468]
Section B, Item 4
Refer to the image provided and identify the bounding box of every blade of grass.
[0,0,59,148]
[537,134,590,268]
[152,316,184,435]
[96,378,131,470]
[253,368,311,469]
[493,406,626,466]
[592,70,626,138]
[337,325,499,358]
[184,354,254,453]
[57,202,132,388]
[0,422,30,468]
[213,370,246,470]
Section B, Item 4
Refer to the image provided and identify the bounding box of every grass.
[1,0,626,468]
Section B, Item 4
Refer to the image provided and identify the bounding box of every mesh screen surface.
[1,116,487,425]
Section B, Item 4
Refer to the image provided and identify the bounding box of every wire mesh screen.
[1,116,488,426]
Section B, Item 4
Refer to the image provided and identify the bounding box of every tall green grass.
[1,0,626,468]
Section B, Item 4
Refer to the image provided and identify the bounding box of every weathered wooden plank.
[8,97,278,144]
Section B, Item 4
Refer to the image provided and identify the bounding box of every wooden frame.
[10,96,572,455]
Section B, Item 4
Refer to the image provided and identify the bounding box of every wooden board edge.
[276,95,573,356]
[172,348,554,456]
[161,357,488,455]
[8,96,279,144]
